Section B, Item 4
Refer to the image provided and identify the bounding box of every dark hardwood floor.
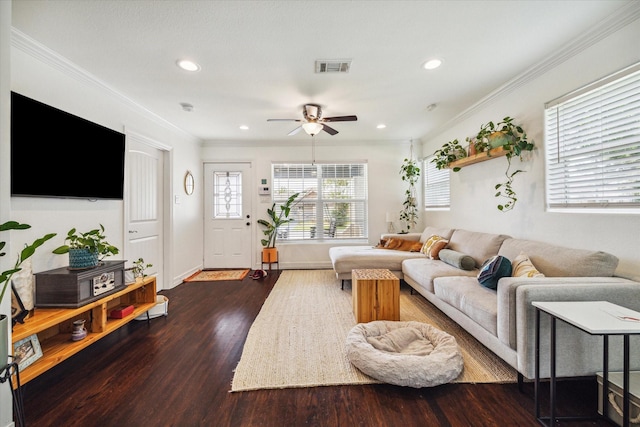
[19,270,614,426]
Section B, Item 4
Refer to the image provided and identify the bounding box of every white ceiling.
[10,0,637,143]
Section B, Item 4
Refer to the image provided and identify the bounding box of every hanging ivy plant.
[398,157,420,233]
[431,139,467,172]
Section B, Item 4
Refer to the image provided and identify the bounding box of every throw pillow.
[420,235,449,260]
[477,255,512,290]
[438,249,476,271]
[512,252,545,278]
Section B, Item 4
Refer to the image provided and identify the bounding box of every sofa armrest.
[380,232,421,241]
[496,278,640,378]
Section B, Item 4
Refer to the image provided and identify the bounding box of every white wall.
[421,18,640,280]
[9,35,204,288]
[201,139,421,270]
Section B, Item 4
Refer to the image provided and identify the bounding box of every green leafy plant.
[398,158,421,233]
[52,224,119,260]
[257,193,300,248]
[1,221,56,304]
[475,116,535,211]
[431,139,467,172]
[131,257,152,279]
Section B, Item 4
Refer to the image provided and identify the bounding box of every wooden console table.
[11,276,157,387]
[352,269,400,323]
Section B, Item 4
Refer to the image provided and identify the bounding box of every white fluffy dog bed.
[346,321,463,388]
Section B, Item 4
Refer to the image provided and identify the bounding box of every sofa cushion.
[498,238,619,277]
[329,246,425,275]
[447,229,510,268]
[419,226,455,243]
[511,252,544,278]
[438,249,476,270]
[402,258,477,293]
[433,276,498,336]
[420,235,449,259]
[478,255,512,290]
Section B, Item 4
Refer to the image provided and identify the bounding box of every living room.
[1,1,640,425]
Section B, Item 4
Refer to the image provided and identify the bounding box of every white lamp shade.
[302,122,324,136]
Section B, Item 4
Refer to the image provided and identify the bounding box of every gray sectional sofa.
[329,226,640,380]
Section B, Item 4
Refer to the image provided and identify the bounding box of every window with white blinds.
[271,163,368,240]
[545,63,640,210]
[424,156,450,209]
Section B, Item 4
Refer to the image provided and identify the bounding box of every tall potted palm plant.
[257,193,300,263]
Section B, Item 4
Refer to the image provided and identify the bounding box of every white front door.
[125,136,164,289]
[203,162,253,268]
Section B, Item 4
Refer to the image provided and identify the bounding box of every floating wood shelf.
[448,146,507,169]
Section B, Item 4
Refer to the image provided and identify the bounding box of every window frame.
[423,155,451,210]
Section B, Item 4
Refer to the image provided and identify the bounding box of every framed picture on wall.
[13,334,43,372]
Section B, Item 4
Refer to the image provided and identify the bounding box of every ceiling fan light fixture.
[302,122,324,136]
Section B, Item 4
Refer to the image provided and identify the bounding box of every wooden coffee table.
[352,269,400,323]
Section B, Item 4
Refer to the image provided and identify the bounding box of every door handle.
[129,230,138,234]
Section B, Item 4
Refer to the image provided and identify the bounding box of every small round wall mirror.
[184,171,194,195]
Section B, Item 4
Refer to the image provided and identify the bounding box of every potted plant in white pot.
[1,221,56,366]
[52,224,119,269]
[257,193,300,264]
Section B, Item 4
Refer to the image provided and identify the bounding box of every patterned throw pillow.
[512,252,545,278]
[477,255,512,290]
[420,235,449,260]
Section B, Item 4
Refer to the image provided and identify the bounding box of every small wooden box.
[352,268,400,323]
[35,261,126,308]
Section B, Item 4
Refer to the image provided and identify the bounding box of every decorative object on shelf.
[385,212,396,233]
[131,257,152,280]
[258,192,300,263]
[52,224,119,269]
[431,116,534,211]
[11,284,28,327]
[184,170,195,195]
[71,319,87,341]
[0,220,56,361]
[12,258,35,317]
[431,138,467,172]
[398,140,420,233]
[13,333,43,372]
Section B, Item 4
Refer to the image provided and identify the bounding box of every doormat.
[184,269,249,282]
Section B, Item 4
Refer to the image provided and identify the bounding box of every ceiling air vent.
[315,60,352,73]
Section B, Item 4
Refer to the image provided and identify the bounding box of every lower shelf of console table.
[11,275,157,387]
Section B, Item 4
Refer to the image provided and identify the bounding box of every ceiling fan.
[267,103,357,136]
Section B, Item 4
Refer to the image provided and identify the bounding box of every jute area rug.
[184,269,249,282]
[231,270,517,392]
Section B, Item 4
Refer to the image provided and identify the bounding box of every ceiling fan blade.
[322,124,339,135]
[288,126,303,136]
[267,118,302,122]
[323,115,357,122]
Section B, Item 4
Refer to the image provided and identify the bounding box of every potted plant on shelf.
[431,139,467,172]
[1,221,56,364]
[52,224,119,269]
[398,157,421,233]
[257,193,300,263]
[475,116,535,211]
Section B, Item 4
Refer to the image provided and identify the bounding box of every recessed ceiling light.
[239,125,249,130]
[422,58,442,70]
[176,59,200,72]
[376,124,386,129]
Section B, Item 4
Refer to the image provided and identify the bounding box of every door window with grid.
[545,63,640,211]
[271,163,368,240]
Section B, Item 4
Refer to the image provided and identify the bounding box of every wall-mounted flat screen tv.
[11,91,126,200]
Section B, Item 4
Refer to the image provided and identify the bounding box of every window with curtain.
[424,156,450,209]
[271,162,368,240]
[544,63,640,211]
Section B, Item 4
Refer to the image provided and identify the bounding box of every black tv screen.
[11,91,126,200]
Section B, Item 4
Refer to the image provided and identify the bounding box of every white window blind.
[545,63,640,210]
[272,163,368,240]
[424,156,450,209]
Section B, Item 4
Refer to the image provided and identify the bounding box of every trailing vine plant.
[431,139,467,172]
[398,141,421,233]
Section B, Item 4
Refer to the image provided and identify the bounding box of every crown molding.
[10,28,199,143]
[424,2,640,140]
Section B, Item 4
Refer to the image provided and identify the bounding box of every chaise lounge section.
[329,226,640,380]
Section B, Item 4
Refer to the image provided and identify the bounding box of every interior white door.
[203,162,252,268]
[126,138,164,289]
